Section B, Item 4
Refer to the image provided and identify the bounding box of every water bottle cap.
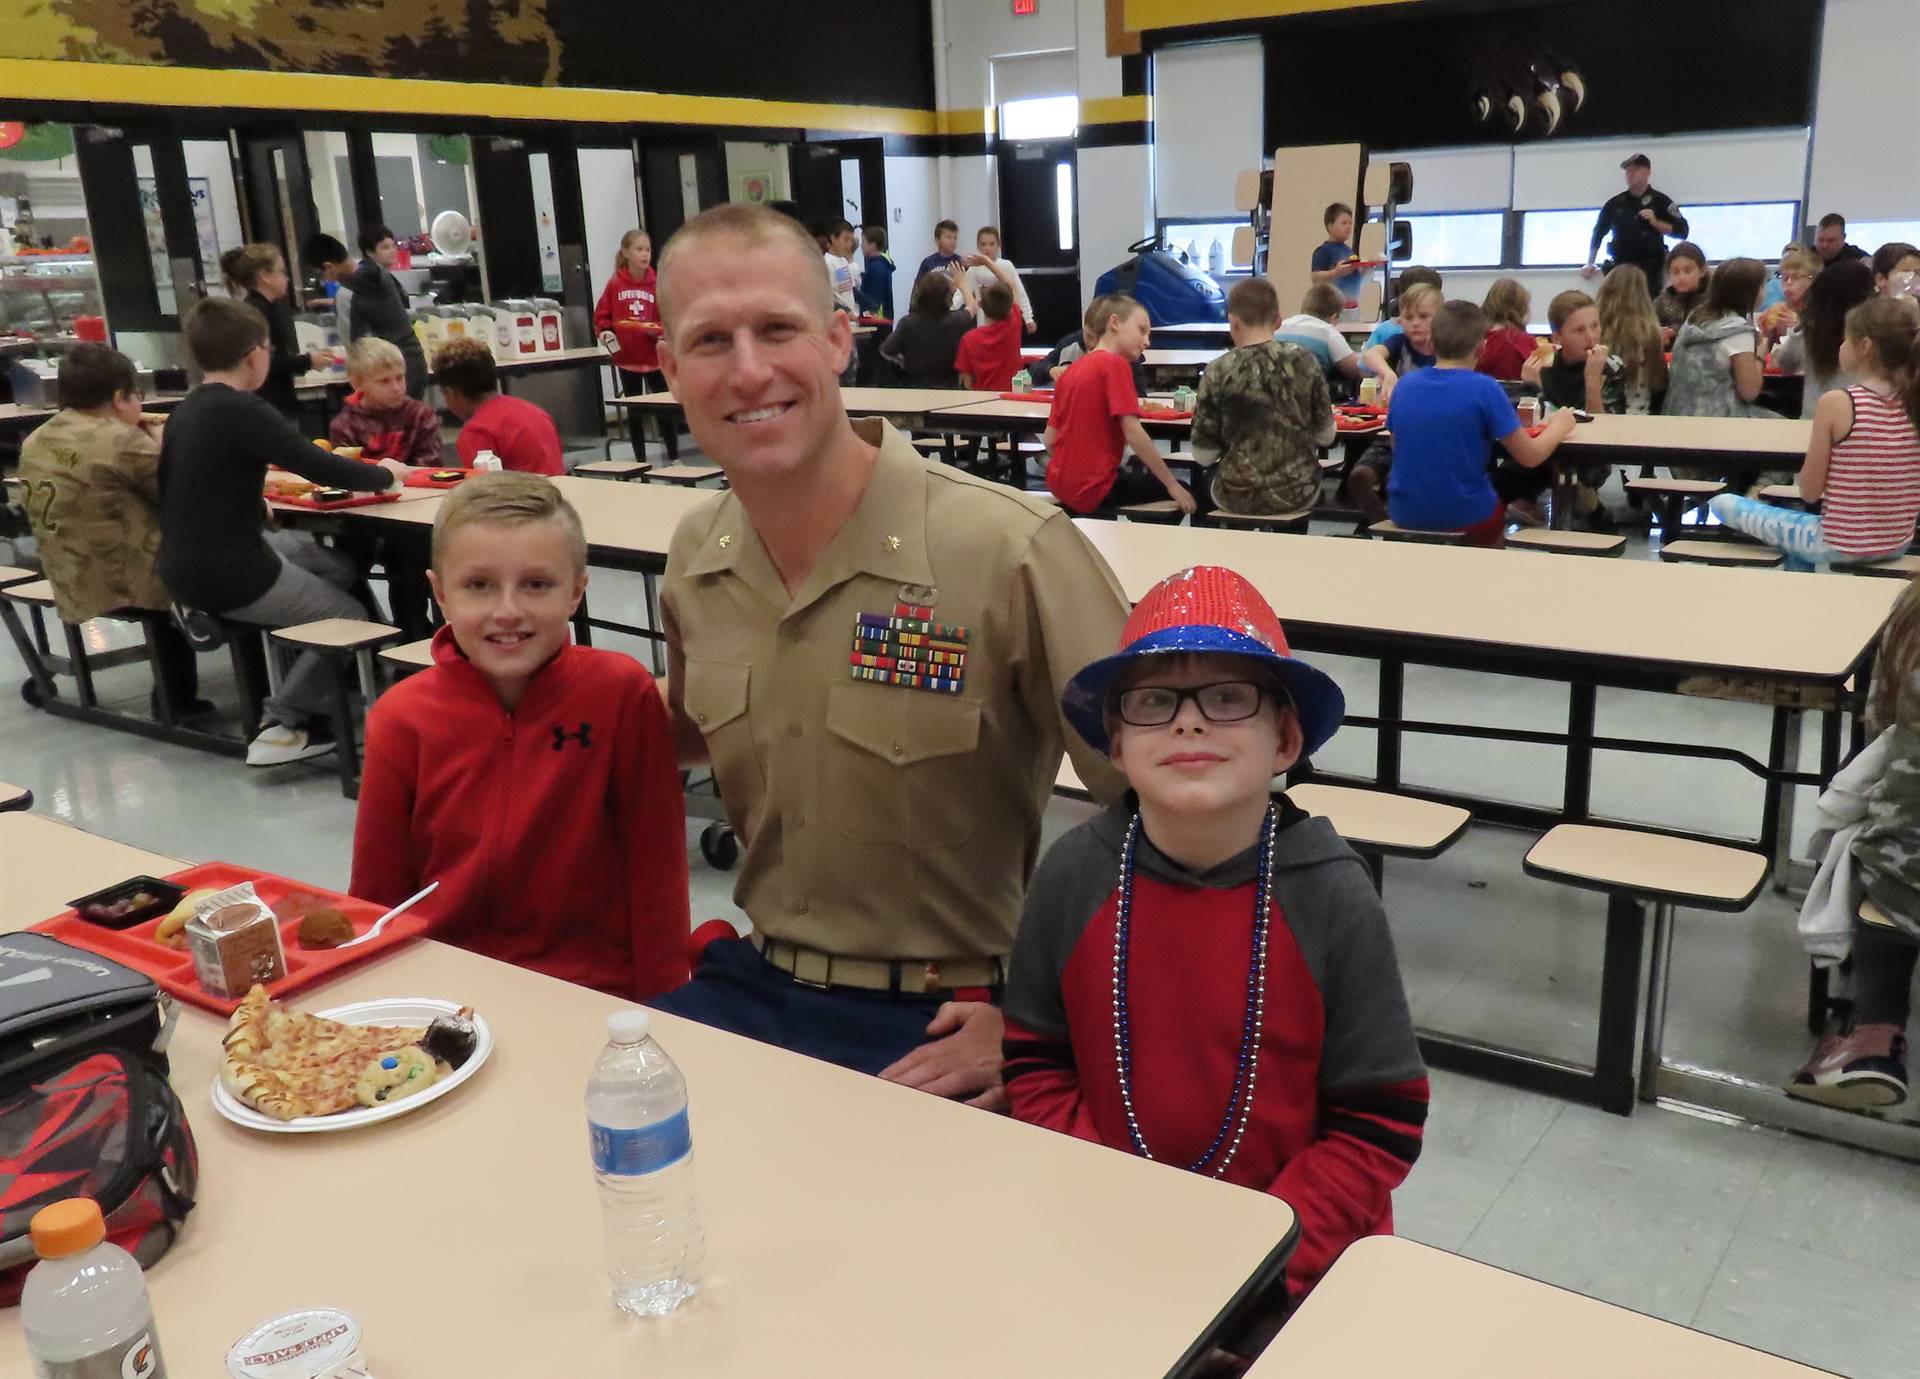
[30,1198,104,1259]
[607,1009,652,1044]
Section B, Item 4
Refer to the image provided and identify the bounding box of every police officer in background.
[1582,154,1689,291]
[651,205,1130,1109]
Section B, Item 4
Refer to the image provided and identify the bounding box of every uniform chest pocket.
[824,680,982,846]
[684,659,761,818]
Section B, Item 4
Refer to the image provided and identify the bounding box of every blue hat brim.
[1061,626,1346,759]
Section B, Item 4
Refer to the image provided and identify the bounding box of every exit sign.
[1013,0,1036,13]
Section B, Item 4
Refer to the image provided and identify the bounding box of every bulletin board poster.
[135,176,221,273]
[732,172,772,205]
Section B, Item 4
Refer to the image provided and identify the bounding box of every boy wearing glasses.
[1002,566,1428,1320]
[159,297,408,766]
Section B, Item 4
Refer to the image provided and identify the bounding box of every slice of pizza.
[222,986,429,1120]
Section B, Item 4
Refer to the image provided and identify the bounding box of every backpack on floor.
[0,934,198,1307]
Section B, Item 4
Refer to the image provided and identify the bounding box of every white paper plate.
[210,997,493,1135]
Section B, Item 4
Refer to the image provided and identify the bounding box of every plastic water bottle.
[586,1009,704,1316]
[22,1198,169,1379]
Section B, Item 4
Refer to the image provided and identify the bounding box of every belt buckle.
[790,946,835,990]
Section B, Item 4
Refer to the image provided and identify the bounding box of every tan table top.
[499,345,617,369]
[611,386,1003,419]
[294,476,716,562]
[0,813,183,930]
[0,816,1296,1379]
[838,385,1003,415]
[1073,521,1899,682]
[936,398,1195,434]
[1563,412,1812,456]
[1250,1236,1836,1378]
[1525,823,1768,906]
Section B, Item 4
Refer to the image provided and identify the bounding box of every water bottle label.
[31,1327,166,1379]
[590,1107,691,1175]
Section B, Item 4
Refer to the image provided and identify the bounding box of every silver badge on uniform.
[897,583,939,609]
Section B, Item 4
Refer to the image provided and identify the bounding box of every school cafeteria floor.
[6,450,1920,1379]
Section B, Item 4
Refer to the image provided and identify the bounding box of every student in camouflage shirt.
[17,345,207,716]
[1190,277,1336,516]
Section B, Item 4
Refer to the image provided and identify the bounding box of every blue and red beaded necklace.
[1110,804,1277,1178]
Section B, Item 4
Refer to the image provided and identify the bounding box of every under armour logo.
[552,722,594,751]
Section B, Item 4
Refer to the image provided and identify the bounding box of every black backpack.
[0,933,198,1306]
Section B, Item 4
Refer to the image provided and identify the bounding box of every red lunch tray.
[998,391,1055,403]
[32,861,432,1016]
[404,467,477,490]
[1336,418,1385,433]
[274,489,403,511]
[1139,406,1193,421]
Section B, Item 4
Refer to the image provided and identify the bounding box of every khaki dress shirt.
[662,418,1129,962]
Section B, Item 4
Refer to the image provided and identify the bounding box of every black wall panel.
[1262,0,1821,152]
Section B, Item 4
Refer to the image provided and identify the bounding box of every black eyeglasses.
[1115,680,1269,727]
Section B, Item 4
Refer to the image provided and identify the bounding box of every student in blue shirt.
[860,224,897,319]
[916,219,963,279]
[1359,266,1445,366]
[1310,203,1363,303]
[1385,300,1577,547]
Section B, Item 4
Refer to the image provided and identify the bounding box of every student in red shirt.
[433,338,564,476]
[593,228,678,462]
[954,281,1024,391]
[1476,278,1536,382]
[351,472,690,999]
[1043,293,1194,515]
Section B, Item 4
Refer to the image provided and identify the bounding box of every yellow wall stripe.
[1124,0,1413,28]
[1081,95,1152,126]
[0,57,942,136]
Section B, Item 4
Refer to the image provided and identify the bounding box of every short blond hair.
[431,472,586,575]
[1779,244,1821,277]
[656,203,833,335]
[346,335,404,383]
[1397,283,1442,318]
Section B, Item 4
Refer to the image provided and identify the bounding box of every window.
[1158,218,1250,272]
[1397,212,1504,268]
[999,96,1078,142]
[1846,220,1920,251]
[1055,162,1075,252]
[1521,209,1603,267]
[1677,202,1800,262]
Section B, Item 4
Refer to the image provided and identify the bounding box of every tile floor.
[4,445,1918,1377]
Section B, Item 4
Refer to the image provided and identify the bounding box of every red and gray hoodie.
[327,390,444,467]
[350,627,690,1000]
[1003,796,1429,1299]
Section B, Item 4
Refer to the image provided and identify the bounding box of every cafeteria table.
[1554,412,1812,529]
[1249,1236,1837,1378]
[0,812,1298,1379]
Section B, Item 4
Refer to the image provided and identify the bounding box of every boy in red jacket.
[351,472,690,999]
[593,229,678,462]
[1003,566,1428,1330]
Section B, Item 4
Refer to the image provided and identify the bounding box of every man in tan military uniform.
[651,205,1128,1105]
[17,344,205,717]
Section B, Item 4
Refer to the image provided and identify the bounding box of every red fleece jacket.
[350,627,690,999]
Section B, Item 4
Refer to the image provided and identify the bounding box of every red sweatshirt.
[1002,799,1429,1298]
[593,266,663,372]
[350,627,690,999]
[456,393,563,476]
